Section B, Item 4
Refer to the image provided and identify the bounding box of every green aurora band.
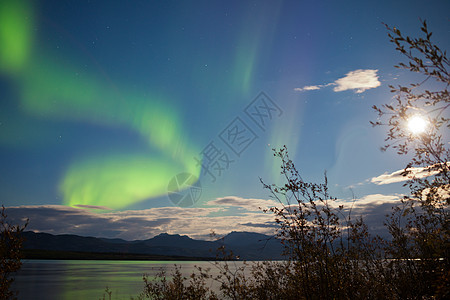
[60,154,197,209]
[0,0,33,74]
[0,0,200,209]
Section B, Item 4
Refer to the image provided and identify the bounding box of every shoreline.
[21,249,219,261]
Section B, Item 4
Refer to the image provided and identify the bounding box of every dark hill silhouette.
[22,231,285,260]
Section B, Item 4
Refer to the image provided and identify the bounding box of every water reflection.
[13,260,225,300]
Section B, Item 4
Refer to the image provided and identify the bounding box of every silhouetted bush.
[0,205,28,300]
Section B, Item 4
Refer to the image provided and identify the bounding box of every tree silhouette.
[372,20,449,298]
[0,206,28,300]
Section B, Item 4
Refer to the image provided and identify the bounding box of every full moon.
[407,115,428,134]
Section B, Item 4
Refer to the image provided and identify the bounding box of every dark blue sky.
[1,0,449,239]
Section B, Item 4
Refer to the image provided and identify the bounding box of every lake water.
[12,260,238,300]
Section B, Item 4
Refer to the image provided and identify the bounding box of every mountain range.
[22,231,285,260]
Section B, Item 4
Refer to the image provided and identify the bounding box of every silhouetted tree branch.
[1,205,28,300]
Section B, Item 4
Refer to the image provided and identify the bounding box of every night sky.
[1,0,449,240]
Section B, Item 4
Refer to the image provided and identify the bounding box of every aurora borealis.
[1,0,449,239]
[1,0,200,209]
[0,0,33,74]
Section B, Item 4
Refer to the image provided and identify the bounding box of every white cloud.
[350,194,401,207]
[294,85,322,91]
[294,82,334,92]
[333,69,381,93]
[294,69,380,93]
[421,184,450,201]
[371,163,448,185]
[208,196,279,211]
[301,85,322,91]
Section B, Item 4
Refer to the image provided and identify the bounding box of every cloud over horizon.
[207,196,279,211]
[4,193,404,241]
[4,204,276,241]
[295,69,381,93]
[74,204,112,210]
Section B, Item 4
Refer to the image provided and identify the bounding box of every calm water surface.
[13,260,234,300]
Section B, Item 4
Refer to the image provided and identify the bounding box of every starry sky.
[1,0,449,240]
